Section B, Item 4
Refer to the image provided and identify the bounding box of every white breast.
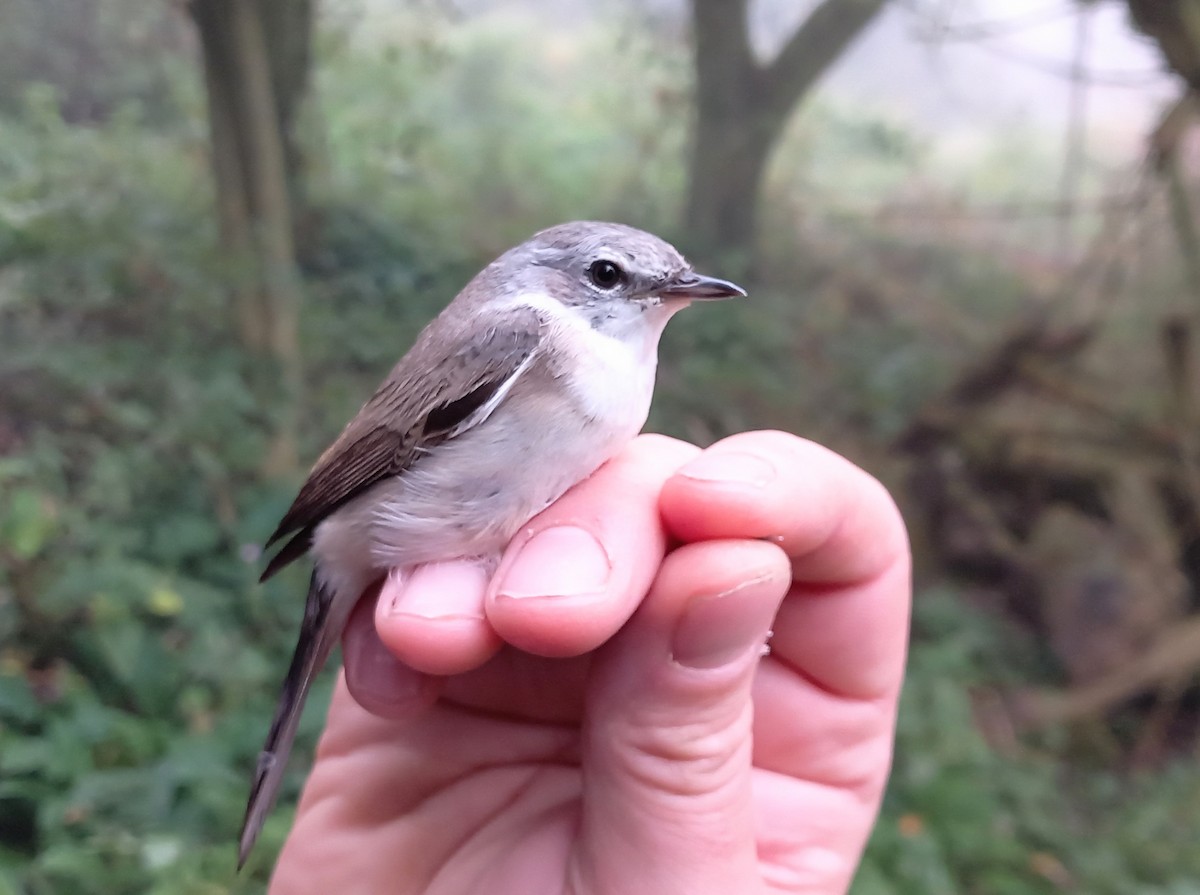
[536,293,666,426]
[312,292,681,592]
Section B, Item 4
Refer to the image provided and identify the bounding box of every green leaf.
[0,673,40,724]
[0,487,57,559]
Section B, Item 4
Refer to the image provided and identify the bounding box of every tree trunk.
[1132,4,1200,335]
[1127,0,1200,93]
[261,0,315,247]
[193,0,265,350]
[684,0,888,272]
[685,113,777,273]
[190,0,310,476]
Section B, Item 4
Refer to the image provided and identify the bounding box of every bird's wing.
[260,304,544,580]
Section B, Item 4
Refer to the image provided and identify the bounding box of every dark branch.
[759,0,887,120]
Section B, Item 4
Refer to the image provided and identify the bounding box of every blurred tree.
[684,0,887,272]
[1125,0,1200,343]
[188,0,314,475]
[1126,0,1200,92]
[0,0,188,123]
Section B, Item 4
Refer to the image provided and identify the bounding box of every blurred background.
[1,0,1199,891]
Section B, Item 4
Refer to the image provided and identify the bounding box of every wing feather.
[260,305,543,578]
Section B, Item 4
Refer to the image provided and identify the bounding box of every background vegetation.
[1,0,1198,892]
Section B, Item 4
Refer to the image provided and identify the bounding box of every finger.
[485,433,700,656]
[572,539,790,894]
[749,652,895,796]
[661,430,911,700]
[750,770,870,894]
[374,560,502,676]
[342,590,441,720]
[658,430,910,891]
[276,671,582,895]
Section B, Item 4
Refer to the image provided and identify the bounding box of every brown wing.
[260,305,544,581]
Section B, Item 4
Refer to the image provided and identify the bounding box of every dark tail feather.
[260,527,314,583]
[238,572,338,869]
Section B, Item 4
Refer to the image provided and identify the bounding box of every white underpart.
[310,290,684,601]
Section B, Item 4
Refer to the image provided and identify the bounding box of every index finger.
[659,430,911,702]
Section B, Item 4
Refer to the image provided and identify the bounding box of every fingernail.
[671,574,780,669]
[678,451,776,488]
[497,525,611,599]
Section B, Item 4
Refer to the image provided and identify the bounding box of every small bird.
[238,220,745,865]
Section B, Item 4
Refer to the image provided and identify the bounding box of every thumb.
[572,540,790,895]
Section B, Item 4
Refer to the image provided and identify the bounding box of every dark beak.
[658,272,747,301]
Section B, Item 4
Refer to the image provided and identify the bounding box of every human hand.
[268,431,911,894]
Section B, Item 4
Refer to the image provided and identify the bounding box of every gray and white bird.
[239,220,745,865]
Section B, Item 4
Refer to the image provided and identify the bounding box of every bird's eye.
[587,259,625,290]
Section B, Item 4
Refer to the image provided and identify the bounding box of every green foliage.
[315,3,690,256]
[0,70,325,894]
[1,3,1197,893]
[857,593,1200,895]
[0,0,190,125]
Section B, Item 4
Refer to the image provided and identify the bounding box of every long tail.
[238,571,340,869]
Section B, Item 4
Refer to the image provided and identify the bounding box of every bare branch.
[759,0,887,119]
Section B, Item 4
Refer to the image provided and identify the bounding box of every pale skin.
[269,430,912,895]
